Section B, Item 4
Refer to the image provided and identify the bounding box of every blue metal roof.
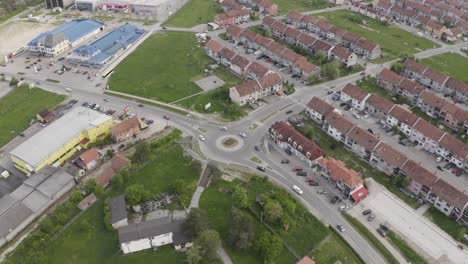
[28,19,104,46]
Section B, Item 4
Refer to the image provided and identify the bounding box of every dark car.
[343,105,351,111]
[281,159,290,164]
[380,223,389,232]
[436,165,444,171]
[330,196,339,204]
[296,171,307,176]
[377,228,386,237]
[254,145,260,151]
[308,181,319,186]
[339,102,347,107]
[285,110,293,115]
[444,163,455,169]
[362,209,372,215]
[257,166,266,172]
[367,128,375,135]
[138,104,144,107]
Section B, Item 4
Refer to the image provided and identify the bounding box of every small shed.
[78,193,97,210]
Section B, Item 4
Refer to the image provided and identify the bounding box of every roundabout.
[215,135,244,152]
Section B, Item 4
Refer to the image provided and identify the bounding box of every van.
[1,170,10,179]
[292,185,303,195]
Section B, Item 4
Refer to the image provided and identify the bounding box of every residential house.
[75,148,100,170]
[109,194,128,229]
[417,90,446,117]
[96,154,130,187]
[217,47,237,66]
[292,59,320,79]
[427,179,468,223]
[230,54,252,76]
[111,116,141,143]
[420,68,450,92]
[269,121,324,166]
[240,29,259,49]
[296,256,316,264]
[410,118,446,153]
[370,142,408,175]
[229,73,283,106]
[316,158,368,203]
[364,94,395,120]
[283,27,302,45]
[340,83,370,111]
[396,78,424,104]
[323,111,355,143]
[377,68,404,92]
[286,10,305,27]
[305,96,335,124]
[446,78,468,104]
[214,9,250,28]
[436,134,468,168]
[345,126,381,161]
[220,0,242,12]
[225,25,244,44]
[36,109,55,123]
[401,160,438,199]
[386,105,420,136]
[424,20,447,38]
[245,61,273,80]
[440,103,468,131]
[204,39,224,60]
[354,39,381,60]
[402,59,426,83]
[329,46,358,67]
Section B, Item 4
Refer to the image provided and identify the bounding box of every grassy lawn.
[0,0,43,22]
[425,207,467,245]
[109,31,214,103]
[200,175,363,263]
[343,214,399,264]
[272,0,332,14]
[420,52,468,82]
[0,86,65,147]
[295,120,420,208]
[387,230,428,264]
[317,10,438,61]
[163,0,221,28]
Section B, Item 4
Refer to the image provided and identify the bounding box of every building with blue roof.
[28,19,104,57]
[67,23,145,68]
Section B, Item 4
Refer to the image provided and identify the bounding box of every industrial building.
[45,0,73,9]
[0,166,75,248]
[75,0,101,11]
[67,24,145,67]
[10,107,113,175]
[94,0,184,17]
[27,19,104,57]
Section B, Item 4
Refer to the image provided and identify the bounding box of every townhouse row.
[306,96,468,223]
[269,121,368,204]
[225,25,321,79]
[401,59,468,104]
[378,67,468,132]
[376,0,467,40]
[216,0,278,27]
[261,16,358,67]
[285,10,381,60]
[340,80,468,171]
[204,39,283,106]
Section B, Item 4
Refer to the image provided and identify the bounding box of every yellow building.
[10,107,113,175]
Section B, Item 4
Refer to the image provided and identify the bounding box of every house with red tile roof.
[292,58,320,79]
[229,54,252,76]
[417,90,446,117]
[229,73,283,106]
[245,61,273,80]
[96,154,130,187]
[316,158,368,203]
[370,142,408,175]
[427,178,468,222]
[226,25,245,44]
[396,78,424,104]
[377,68,404,92]
[323,111,355,143]
[386,105,420,136]
[111,116,141,143]
[364,94,395,120]
[214,9,250,28]
[296,256,315,264]
[283,27,302,45]
[420,67,450,92]
[220,0,242,12]
[76,148,101,170]
[269,121,324,166]
[410,118,446,153]
[440,103,468,131]
[445,78,468,104]
[217,47,237,66]
[340,83,370,111]
[204,39,224,60]
[401,160,438,199]
[435,134,468,168]
[296,33,317,52]
[285,10,305,27]
[329,46,358,67]
[345,126,381,161]
[306,96,335,124]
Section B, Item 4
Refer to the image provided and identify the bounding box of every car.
[352,113,361,119]
[219,126,228,131]
[292,167,303,172]
[162,26,167,29]
[285,110,293,114]
[336,224,345,232]
[435,156,443,162]
[436,165,444,171]
[444,163,455,169]
[360,72,365,76]
[254,145,260,151]
[339,102,347,107]
[452,167,461,175]
[377,228,386,237]
[343,105,351,111]
[339,205,350,211]
[317,189,327,194]
[138,104,144,107]
[327,89,334,95]
[103,98,110,102]
[65,88,72,92]
[95,83,101,87]
[380,223,389,232]
[296,171,307,176]
[281,159,290,164]
[292,185,303,195]
[239,132,247,138]
[368,214,375,221]
[330,196,339,204]
[362,209,372,215]
[257,166,266,172]
[367,128,375,135]
[163,115,170,120]
[198,135,206,141]
[456,170,463,177]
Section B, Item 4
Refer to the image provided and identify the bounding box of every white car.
[339,205,350,212]
[239,132,247,138]
[435,156,443,162]
[352,113,361,119]
[198,135,206,141]
[336,224,346,232]
[292,185,303,195]
[219,126,228,131]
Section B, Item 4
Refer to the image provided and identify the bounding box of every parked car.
[330,196,339,204]
[352,113,361,119]
[435,156,443,162]
[285,110,293,115]
[343,105,351,111]
[103,98,110,102]
[339,205,350,211]
[317,189,327,194]
[444,163,455,169]
[281,159,290,164]
[436,165,444,171]
[308,181,318,186]
[336,224,346,232]
[257,166,266,172]
[452,167,461,175]
[368,214,375,221]
[296,171,307,176]
[339,102,347,107]
[367,128,375,135]
[362,209,372,215]
[198,135,206,141]
[292,167,303,172]
[254,145,260,151]
[239,132,247,138]
[219,126,228,131]
[292,185,303,195]
[377,228,386,237]
[138,104,144,107]
[455,170,463,177]
[380,223,389,232]
[163,115,170,120]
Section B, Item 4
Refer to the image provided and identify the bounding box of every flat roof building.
[28,19,104,57]
[10,107,113,174]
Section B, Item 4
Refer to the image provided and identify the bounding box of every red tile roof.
[297,33,317,47]
[218,47,236,61]
[257,72,282,88]
[446,78,468,94]
[378,68,404,86]
[279,48,302,63]
[246,61,270,77]
[419,90,446,109]
[111,116,140,137]
[422,68,449,85]
[294,59,317,74]
[230,54,251,69]
[346,126,380,152]
[318,158,363,188]
[388,105,419,126]
[342,83,369,101]
[241,29,258,42]
[374,142,408,168]
[262,16,276,27]
[310,39,332,53]
[398,78,424,96]
[325,111,355,134]
[366,94,395,114]
[205,39,224,54]
[330,46,353,60]
[284,26,302,39]
[111,154,130,172]
[306,97,334,116]
[412,118,445,142]
[267,41,286,55]
[404,59,426,75]
[356,38,379,52]
[233,79,261,97]
[286,10,305,22]
[78,148,100,166]
[431,178,468,209]
[301,15,319,25]
[271,21,288,34]
[254,35,273,48]
[438,134,467,158]
[401,160,438,188]
[342,32,361,44]
[226,25,244,38]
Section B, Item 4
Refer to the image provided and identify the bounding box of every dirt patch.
[359,24,378,33]
[221,174,234,182]
[222,137,239,147]
[0,21,55,57]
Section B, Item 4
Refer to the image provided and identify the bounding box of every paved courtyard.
[194,75,225,91]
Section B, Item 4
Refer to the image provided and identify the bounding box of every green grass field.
[0,86,65,147]
[387,230,427,264]
[200,176,363,263]
[317,10,438,61]
[163,0,221,28]
[425,207,467,245]
[420,53,468,82]
[271,0,331,14]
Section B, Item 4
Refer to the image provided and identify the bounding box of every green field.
[0,85,65,147]
[271,0,331,14]
[200,176,363,263]
[0,0,42,22]
[317,10,438,61]
[387,230,427,264]
[420,53,468,82]
[425,207,467,245]
[163,0,221,28]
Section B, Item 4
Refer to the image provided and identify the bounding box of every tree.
[228,207,255,250]
[396,176,411,188]
[264,28,272,38]
[263,200,283,223]
[186,245,203,264]
[390,61,404,74]
[111,173,123,188]
[9,77,18,87]
[307,74,320,84]
[187,208,209,236]
[232,186,249,209]
[322,61,340,80]
[169,179,184,195]
[70,191,84,204]
[131,141,151,163]
[255,232,283,263]
[196,229,221,260]
[84,179,97,195]
[94,184,104,197]
[124,184,148,205]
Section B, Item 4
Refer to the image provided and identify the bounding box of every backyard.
[420,52,468,82]
[271,0,332,14]
[0,85,65,147]
[200,175,363,263]
[316,10,438,61]
[163,0,221,28]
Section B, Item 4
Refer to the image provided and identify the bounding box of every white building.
[340,83,370,111]
[109,195,128,229]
